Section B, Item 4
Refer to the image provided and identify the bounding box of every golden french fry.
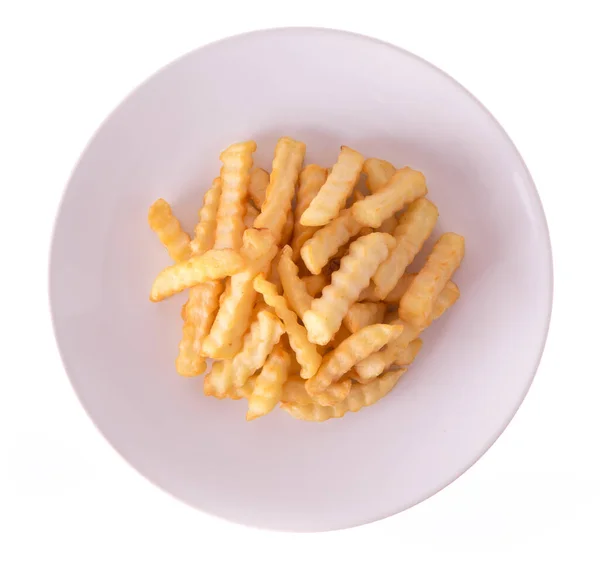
[280,209,295,247]
[360,273,416,303]
[278,245,313,319]
[351,167,427,228]
[355,337,423,381]
[246,343,292,420]
[248,167,269,210]
[213,141,257,250]
[300,146,364,227]
[190,178,221,254]
[302,233,396,345]
[312,377,352,406]
[253,274,322,379]
[150,249,244,302]
[175,280,222,376]
[399,233,465,327]
[254,137,306,243]
[363,158,395,193]
[305,323,403,395]
[343,302,386,333]
[148,199,192,262]
[282,369,403,421]
[302,274,328,298]
[202,229,277,358]
[244,203,259,229]
[300,209,364,275]
[291,165,328,260]
[204,367,257,400]
[373,199,439,299]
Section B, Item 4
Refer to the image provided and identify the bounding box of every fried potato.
[343,302,386,333]
[399,233,465,327]
[254,137,306,243]
[290,165,328,260]
[150,249,244,302]
[282,369,403,421]
[355,337,423,381]
[204,367,257,400]
[246,343,292,420]
[311,377,352,406]
[281,374,312,405]
[305,323,403,395]
[190,178,221,254]
[373,198,439,299]
[175,280,222,376]
[213,140,257,250]
[351,167,427,228]
[300,209,364,275]
[363,158,395,193]
[302,274,328,298]
[253,274,322,379]
[300,146,365,227]
[248,167,269,210]
[202,229,277,358]
[244,203,259,229]
[278,245,313,319]
[360,273,415,303]
[302,233,396,345]
[148,199,192,262]
[280,209,295,247]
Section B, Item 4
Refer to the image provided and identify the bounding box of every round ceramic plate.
[50,28,553,532]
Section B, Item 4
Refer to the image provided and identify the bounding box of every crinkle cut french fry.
[363,158,395,193]
[300,146,365,227]
[360,273,416,303]
[244,203,259,229]
[248,167,269,210]
[355,337,423,381]
[302,274,328,298]
[351,167,428,228]
[204,367,257,400]
[278,245,313,320]
[202,229,277,359]
[150,249,244,302]
[281,370,403,422]
[399,233,465,327]
[148,199,192,262]
[254,137,306,243]
[176,280,222,376]
[291,165,328,260]
[191,178,221,254]
[343,302,386,333]
[311,377,352,406]
[302,233,396,345]
[246,342,292,420]
[253,274,322,379]
[300,209,364,275]
[305,323,403,395]
[281,374,312,405]
[213,141,257,250]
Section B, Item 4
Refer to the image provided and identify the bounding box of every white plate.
[49,28,553,532]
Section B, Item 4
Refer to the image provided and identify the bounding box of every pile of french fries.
[148,138,465,422]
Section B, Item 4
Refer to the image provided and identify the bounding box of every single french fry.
[248,167,269,210]
[351,167,427,228]
[305,323,403,395]
[254,137,306,243]
[253,274,322,379]
[290,165,328,261]
[282,369,403,422]
[300,146,365,227]
[213,140,257,250]
[150,249,244,302]
[355,337,423,381]
[202,229,277,358]
[278,245,313,319]
[148,199,192,262]
[373,199,439,299]
[363,158,395,193]
[302,233,396,345]
[343,302,386,333]
[300,209,364,275]
[302,274,328,298]
[244,203,259,229]
[246,343,292,420]
[360,273,415,303]
[399,233,465,327]
[190,178,221,254]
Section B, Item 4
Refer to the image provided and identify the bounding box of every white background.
[1,1,598,559]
